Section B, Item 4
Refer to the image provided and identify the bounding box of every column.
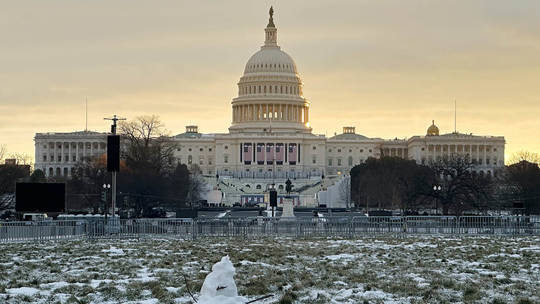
[483,145,486,166]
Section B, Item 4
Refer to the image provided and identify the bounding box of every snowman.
[198,256,247,304]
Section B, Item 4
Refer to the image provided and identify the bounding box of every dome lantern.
[264,6,277,47]
[427,120,439,136]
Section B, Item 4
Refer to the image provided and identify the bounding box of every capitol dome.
[230,7,311,134]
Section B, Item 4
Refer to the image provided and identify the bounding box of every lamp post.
[433,185,441,215]
[103,183,111,220]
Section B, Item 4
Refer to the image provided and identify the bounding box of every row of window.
[177,147,213,152]
[327,156,359,167]
[43,143,105,149]
[42,154,96,162]
[45,167,73,177]
[240,84,300,95]
[328,148,373,153]
[179,155,214,166]
[421,146,499,152]
[247,63,293,70]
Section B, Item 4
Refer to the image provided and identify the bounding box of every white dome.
[230,7,311,134]
[244,47,297,74]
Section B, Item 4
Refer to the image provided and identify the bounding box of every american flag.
[256,144,265,163]
[276,144,284,162]
[266,144,274,163]
[243,144,252,163]
[288,144,297,163]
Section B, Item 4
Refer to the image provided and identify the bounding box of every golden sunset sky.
[1,1,539,163]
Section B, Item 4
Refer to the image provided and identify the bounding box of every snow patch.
[6,287,40,296]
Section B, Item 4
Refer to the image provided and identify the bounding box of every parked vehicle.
[22,213,49,221]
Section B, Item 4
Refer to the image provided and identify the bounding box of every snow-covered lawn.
[0,236,538,303]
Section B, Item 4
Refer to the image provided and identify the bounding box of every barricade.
[0,216,539,243]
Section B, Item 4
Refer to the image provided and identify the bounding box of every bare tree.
[119,115,177,174]
[510,151,540,165]
[429,154,493,215]
[9,152,33,166]
[0,144,6,163]
[186,164,207,206]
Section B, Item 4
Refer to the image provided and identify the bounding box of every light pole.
[433,185,442,215]
[104,114,125,220]
[103,183,111,219]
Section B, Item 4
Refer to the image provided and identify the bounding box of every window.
[328,158,333,166]
[199,159,204,165]
[421,148,425,151]
[200,148,203,152]
[209,148,212,152]
[177,148,181,151]
[57,155,61,162]
[349,149,352,153]
[369,149,372,153]
[224,155,228,163]
[360,149,364,153]
[348,156,353,166]
[338,159,342,166]
[72,155,76,162]
[225,146,228,150]
[63,168,68,176]
[188,148,192,152]
[43,155,47,161]
[338,149,341,153]
[312,146,316,150]
[328,149,332,152]
[208,158,212,165]
[312,155,317,164]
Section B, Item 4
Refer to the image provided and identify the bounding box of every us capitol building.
[34,8,505,207]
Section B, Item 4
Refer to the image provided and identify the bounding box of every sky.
[1,0,539,163]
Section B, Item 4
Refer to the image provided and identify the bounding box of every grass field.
[0,236,538,303]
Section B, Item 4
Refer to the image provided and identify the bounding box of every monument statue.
[285,178,292,196]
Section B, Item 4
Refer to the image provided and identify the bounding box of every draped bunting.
[266,144,274,164]
[256,144,265,164]
[275,144,284,162]
[288,144,297,163]
[243,144,253,163]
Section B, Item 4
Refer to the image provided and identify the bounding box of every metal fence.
[0,220,87,243]
[1,216,539,243]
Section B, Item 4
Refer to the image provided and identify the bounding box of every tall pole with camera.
[104,115,125,220]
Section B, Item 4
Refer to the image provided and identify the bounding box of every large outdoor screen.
[15,182,66,213]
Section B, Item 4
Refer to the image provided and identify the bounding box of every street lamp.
[102,184,111,218]
[433,185,442,215]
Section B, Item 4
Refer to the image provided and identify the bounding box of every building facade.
[34,9,505,205]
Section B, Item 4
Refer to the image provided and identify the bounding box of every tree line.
[350,152,540,215]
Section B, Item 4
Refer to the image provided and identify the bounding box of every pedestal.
[281,198,295,219]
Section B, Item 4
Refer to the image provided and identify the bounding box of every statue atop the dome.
[267,6,275,27]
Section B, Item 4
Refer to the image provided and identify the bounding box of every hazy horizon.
[1,1,539,163]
